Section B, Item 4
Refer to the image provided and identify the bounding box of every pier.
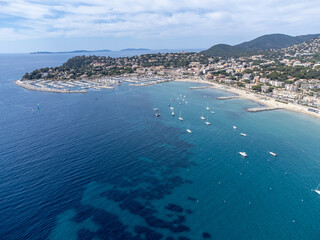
[216,96,239,100]
[246,107,282,112]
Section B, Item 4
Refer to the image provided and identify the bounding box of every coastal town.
[17,37,320,116]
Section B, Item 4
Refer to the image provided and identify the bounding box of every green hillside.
[201,33,320,57]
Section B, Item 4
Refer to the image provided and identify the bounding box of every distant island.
[30,49,111,54]
[120,48,151,51]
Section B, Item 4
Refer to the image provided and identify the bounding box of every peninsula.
[17,34,320,118]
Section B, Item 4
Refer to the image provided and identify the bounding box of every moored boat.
[239,152,247,157]
[269,152,277,156]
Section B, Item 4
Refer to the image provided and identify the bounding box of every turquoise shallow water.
[1,54,320,239]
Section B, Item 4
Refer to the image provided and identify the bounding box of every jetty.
[189,86,214,90]
[216,96,239,100]
[246,107,282,112]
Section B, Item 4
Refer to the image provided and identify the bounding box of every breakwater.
[246,107,282,112]
[15,80,87,93]
[216,96,239,100]
[189,86,214,90]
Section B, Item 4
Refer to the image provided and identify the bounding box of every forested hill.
[201,33,320,57]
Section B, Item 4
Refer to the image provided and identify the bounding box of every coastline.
[175,78,320,120]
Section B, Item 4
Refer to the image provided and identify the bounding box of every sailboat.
[206,103,210,110]
[200,110,205,120]
[186,122,192,133]
[312,183,320,195]
[205,115,211,125]
[179,111,183,121]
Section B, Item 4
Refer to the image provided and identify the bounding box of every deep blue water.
[1,52,320,240]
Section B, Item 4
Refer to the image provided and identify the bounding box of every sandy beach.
[175,78,320,120]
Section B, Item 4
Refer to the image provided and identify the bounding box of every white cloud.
[0,0,320,42]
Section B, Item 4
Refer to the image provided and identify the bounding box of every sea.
[1,50,320,240]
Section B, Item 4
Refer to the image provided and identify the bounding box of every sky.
[0,0,320,53]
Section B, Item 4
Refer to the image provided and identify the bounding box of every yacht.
[200,116,205,120]
[170,107,174,110]
[269,152,277,156]
[155,113,160,117]
[240,133,247,136]
[211,111,215,114]
[239,152,247,157]
[233,126,237,129]
[172,111,175,116]
[153,108,159,111]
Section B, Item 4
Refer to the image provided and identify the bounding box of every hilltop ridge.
[201,33,320,57]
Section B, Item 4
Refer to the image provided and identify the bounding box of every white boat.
[205,115,211,125]
[178,111,183,121]
[239,152,247,157]
[312,183,320,195]
[200,116,205,120]
[233,126,237,129]
[155,113,160,117]
[211,111,215,114]
[269,152,277,156]
[153,108,159,111]
[185,101,188,104]
[206,103,210,110]
[186,122,191,133]
[172,111,175,116]
[170,107,174,110]
[240,133,247,137]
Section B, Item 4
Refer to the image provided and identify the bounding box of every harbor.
[15,76,174,93]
